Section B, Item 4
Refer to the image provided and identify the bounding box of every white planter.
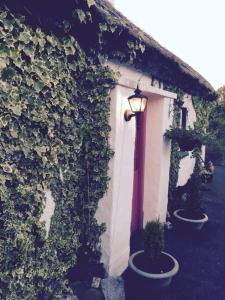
[173,209,208,231]
[128,250,179,289]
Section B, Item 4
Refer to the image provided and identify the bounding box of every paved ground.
[123,166,225,300]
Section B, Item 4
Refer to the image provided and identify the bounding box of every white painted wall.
[177,94,197,187]
[95,85,136,276]
[142,96,173,224]
[40,189,55,237]
[96,62,176,276]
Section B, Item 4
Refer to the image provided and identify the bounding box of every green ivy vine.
[167,91,214,212]
[192,96,215,172]
[0,7,114,300]
[167,94,182,212]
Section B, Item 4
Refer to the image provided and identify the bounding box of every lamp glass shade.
[128,86,148,113]
[128,96,147,112]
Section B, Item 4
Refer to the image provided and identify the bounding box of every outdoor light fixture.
[124,85,148,121]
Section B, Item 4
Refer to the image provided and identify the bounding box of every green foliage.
[167,94,182,211]
[206,138,225,163]
[167,92,213,211]
[217,86,225,103]
[0,7,114,300]
[143,220,164,262]
[206,95,225,163]
[165,127,210,150]
[184,173,203,215]
[192,96,215,172]
[192,96,214,132]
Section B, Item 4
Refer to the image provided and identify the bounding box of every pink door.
[131,110,147,232]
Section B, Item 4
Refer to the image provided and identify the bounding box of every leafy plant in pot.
[128,220,179,290]
[164,127,208,151]
[173,173,208,231]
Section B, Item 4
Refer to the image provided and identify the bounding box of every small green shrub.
[143,220,164,262]
[185,173,203,214]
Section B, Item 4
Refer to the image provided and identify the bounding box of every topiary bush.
[143,220,164,263]
[184,173,203,216]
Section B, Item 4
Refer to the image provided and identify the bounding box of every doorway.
[130,109,147,233]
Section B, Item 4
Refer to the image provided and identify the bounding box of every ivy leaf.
[0,11,7,19]
[74,9,86,24]
[19,31,32,44]
[1,67,16,81]
[109,25,117,33]
[0,174,7,185]
[9,127,18,138]
[33,81,45,93]
[46,35,57,47]
[99,23,108,32]
[0,57,8,69]
[127,40,134,49]
[3,19,13,32]
[9,105,23,116]
[86,0,95,7]
[139,43,145,54]
[34,146,49,157]
[1,163,13,173]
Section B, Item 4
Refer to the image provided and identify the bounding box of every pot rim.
[173,209,208,223]
[129,250,179,279]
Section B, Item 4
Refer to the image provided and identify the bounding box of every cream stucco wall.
[142,95,173,224]
[95,85,136,276]
[96,62,176,276]
[176,94,197,187]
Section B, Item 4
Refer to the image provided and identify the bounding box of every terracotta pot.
[173,209,208,231]
[129,250,179,290]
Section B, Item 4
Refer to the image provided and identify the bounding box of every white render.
[142,94,174,224]
[96,84,136,276]
[40,189,55,237]
[96,62,176,276]
[176,94,197,187]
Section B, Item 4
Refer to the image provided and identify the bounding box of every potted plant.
[173,173,208,231]
[128,220,179,290]
[165,127,208,151]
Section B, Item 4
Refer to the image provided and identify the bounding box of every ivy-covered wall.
[0,7,114,299]
[167,92,213,212]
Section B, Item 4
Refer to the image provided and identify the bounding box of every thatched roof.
[94,0,217,100]
[1,0,217,100]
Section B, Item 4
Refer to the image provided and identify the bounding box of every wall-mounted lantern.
[124,85,148,121]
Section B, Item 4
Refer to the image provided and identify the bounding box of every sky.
[114,0,225,90]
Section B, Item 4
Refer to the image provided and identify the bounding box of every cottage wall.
[39,61,201,277]
[95,84,136,275]
[96,62,176,276]
[176,94,197,187]
[142,95,173,224]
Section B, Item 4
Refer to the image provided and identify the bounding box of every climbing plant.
[192,96,215,172]
[0,7,114,300]
[167,93,214,212]
[167,95,182,212]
